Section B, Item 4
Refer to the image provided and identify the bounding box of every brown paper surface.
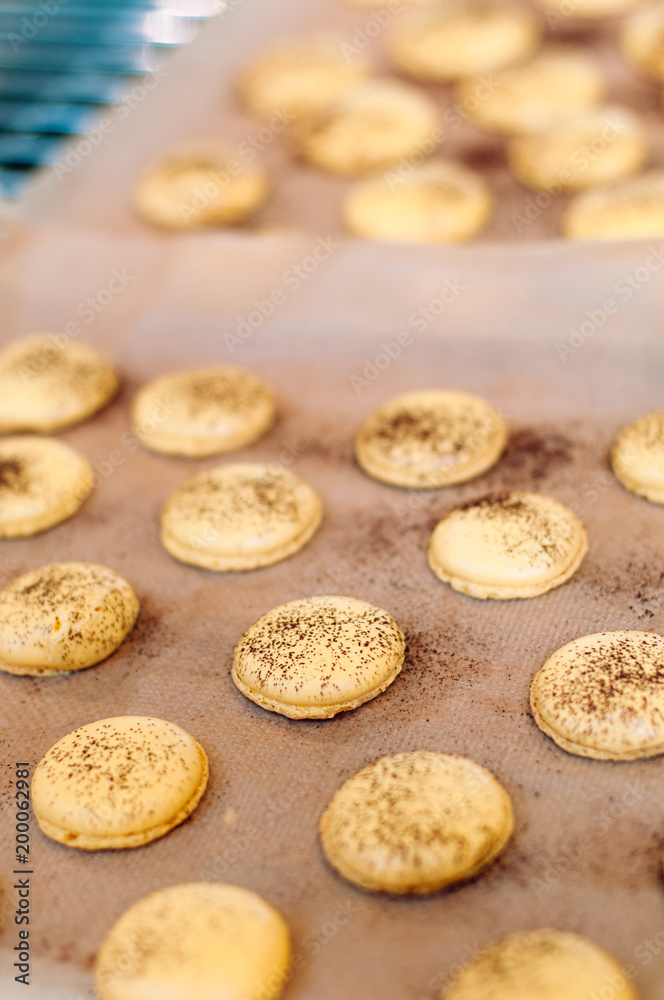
[0,228,664,999]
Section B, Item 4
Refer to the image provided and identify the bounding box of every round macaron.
[132,366,276,457]
[290,78,442,175]
[0,562,139,676]
[428,491,588,599]
[620,3,664,81]
[611,410,664,502]
[0,335,118,433]
[236,33,372,120]
[94,883,291,1000]
[232,595,405,719]
[0,436,94,538]
[565,171,664,241]
[32,716,209,849]
[386,0,542,82]
[531,630,664,760]
[160,462,322,571]
[343,160,494,244]
[133,145,270,229]
[320,751,514,894]
[507,106,649,193]
[443,929,638,1000]
[355,390,507,489]
[456,45,606,137]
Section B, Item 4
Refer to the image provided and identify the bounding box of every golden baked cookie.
[319,751,514,894]
[428,491,588,599]
[386,1,542,82]
[443,929,638,1000]
[0,335,118,432]
[620,3,664,80]
[456,46,606,136]
[535,0,644,18]
[508,106,649,192]
[564,170,664,240]
[94,883,291,1000]
[0,436,94,538]
[236,34,371,120]
[132,366,276,457]
[32,716,208,850]
[531,630,664,760]
[134,145,270,229]
[232,595,405,719]
[343,160,493,243]
[355,390,507,489]
[0,562,138,676]
[290,79,442,175]
[161,462,322,571]
[611,410,664,502]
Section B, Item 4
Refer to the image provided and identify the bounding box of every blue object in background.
[0,0,220,197]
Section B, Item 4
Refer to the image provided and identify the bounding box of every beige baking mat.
[18,0,664,245]
[1,228,664,999]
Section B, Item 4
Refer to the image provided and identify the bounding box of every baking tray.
[1,230,664,998]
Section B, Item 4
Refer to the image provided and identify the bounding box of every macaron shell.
[444,929,638,999]
[343,160,494,244]
[355,389,507,489]
[237,34,371,120]
[0,335,119,433]
[32,716,209,849]
[133,147,270,229]
[508,106,649,192]
[232,595,405,718]
[0,436,94,538]
[387,1,542,81]
[160,462,322,571]
[428,491,587,599]
[611,410,664,503]
[94,883,291,1000]
[131,366,276,457]
[320,751,514,894]
[0,562,139,675]
[456,46,606,136]
[531,630,664,760]
[291,79,442,176]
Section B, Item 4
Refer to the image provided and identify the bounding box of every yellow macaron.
[94,883,291,1000]
[232,595,405,719]
[0,562,138,676]
[32,716,209,849]
[320,751,514,894]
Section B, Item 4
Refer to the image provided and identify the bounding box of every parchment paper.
[0,226,664,999]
